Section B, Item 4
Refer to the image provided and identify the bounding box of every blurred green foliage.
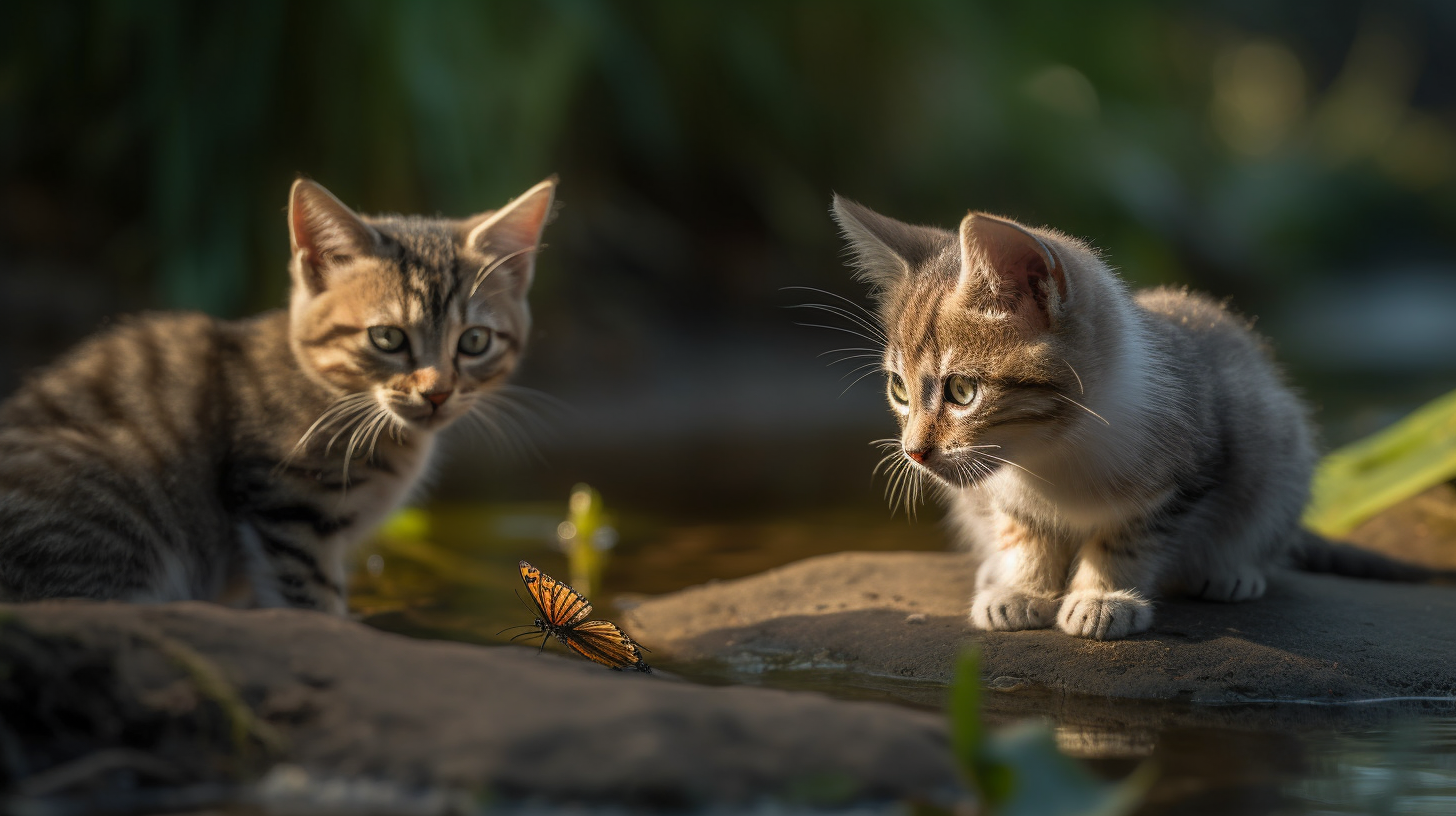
[1306,387,1456,536]
[4,0,1454,316]
[949,647,1153,816]
[560,482,613,597]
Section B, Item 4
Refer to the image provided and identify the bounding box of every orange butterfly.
[506,560,651,672]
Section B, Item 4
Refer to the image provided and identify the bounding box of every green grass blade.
[1305,388,1456,537]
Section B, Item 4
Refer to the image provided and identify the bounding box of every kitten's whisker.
[838,367,884,398]
[481,390,561,447]
[470,245,541,297]
[288,392,374,463]
[341,408,385,486]
[1055,393,1110,427]
[883,458,904,501]
[817,346,880,359]
[495,384,576,417]
[482,400,548,465]
[325,409,373,459]
[464,407,543,465]
[824,353,883,368]
[474,395,548,441]
[780,285,881,323]
[976,452,1053,486]
[793,322,882,345]
[364,411,394,462]
[886,459,911,517]
[1062,358,1086,396]
[785,303,887,344]
[871,450,902,478]
[837,361,884,382]
[464,411,519,461]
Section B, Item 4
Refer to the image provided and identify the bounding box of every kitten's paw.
[1192,567,1266,602]
[969,588,1059,631]
[1057,589,1153,640]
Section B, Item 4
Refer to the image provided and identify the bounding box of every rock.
[1346,481,1456,570]
[0,601,964,810]
[621,551,1456,710]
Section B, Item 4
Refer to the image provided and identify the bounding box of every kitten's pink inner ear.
[959,213,1067,329]
[463,177,557,298]
[465,177,557,256]
[288,180,377,291]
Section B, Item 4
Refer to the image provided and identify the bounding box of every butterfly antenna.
[512,587,542,616]
[508,629,544,642]
[496,623,538,637]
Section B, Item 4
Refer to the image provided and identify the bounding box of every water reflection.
[350,502,1456,816]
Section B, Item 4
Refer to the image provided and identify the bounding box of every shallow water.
[350,502,1456,816]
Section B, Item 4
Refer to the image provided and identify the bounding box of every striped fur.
[832,197,1316,640]
[0,177,557,611]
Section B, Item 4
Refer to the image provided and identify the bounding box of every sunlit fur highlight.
[829,195,1317,640]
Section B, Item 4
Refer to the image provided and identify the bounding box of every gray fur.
[831,195,1319,640]
[0,178,557,611]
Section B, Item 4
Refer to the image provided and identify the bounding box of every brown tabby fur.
[0,178,556,612]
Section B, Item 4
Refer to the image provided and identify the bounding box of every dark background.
[3,0,1455,516]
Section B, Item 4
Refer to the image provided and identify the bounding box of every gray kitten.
[0,178,556,612]
[830,196,1427,640]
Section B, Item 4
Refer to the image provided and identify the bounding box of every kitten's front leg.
[968,513,1070,632]
[1057,534,1159,640]
[237,522,348,614]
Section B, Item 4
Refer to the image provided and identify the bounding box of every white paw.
[1057,590,1153,640]
[969,588,1059,631]
[1192,568,1266,602]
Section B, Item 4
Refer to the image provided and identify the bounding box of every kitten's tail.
[1291,529,1456,583]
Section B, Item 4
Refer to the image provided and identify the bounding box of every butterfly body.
[515,560,650,672]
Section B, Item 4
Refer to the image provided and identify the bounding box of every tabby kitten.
[0,177,556,612]
[830,196,1320,640]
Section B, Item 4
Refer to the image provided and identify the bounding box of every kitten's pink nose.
[906,449,928,464]
[425,391,451,407]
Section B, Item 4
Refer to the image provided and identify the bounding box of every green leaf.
[984,723,1154,816]
[947,645,1152,816]
[947,647,985,776]
[1305,388,1456,536]
[947,647,1017,808]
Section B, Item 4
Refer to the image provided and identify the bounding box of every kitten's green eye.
[458,327,493,356]
[945,375,976,406]
[889,374,910,405]
[368,326,407,353]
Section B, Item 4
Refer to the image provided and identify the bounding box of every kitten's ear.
[831,195,944,291]
[463,177,557,298]
[288,179,379,296]
[959,213,1067,332]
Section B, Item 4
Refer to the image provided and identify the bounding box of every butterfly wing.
[518,560,593,628]
[562,619,651,672]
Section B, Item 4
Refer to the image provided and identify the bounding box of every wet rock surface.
[622,550,1456,710]
[0,601,963,810]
